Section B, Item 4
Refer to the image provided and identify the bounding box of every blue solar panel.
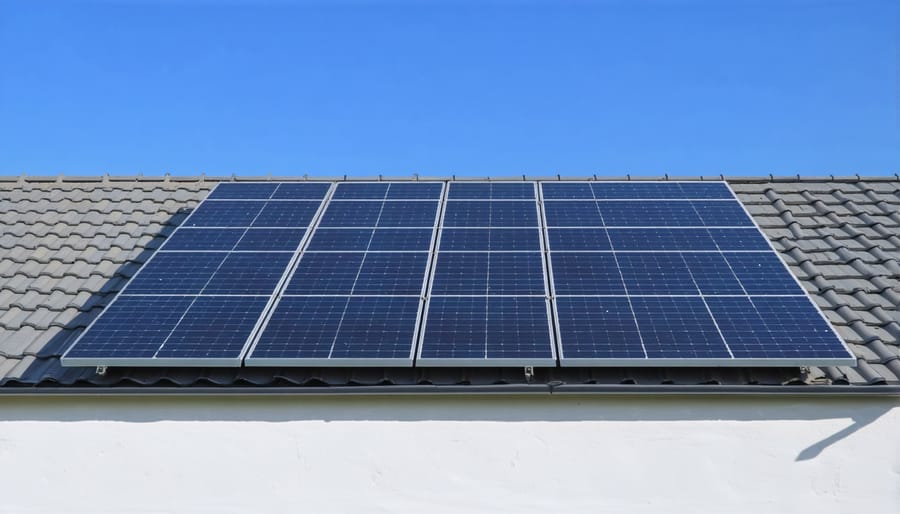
[549,253,625,294]
[377,202,439,227]
[234,228,306,251]
[286,252,366,294]
[333,183,389,199]
[271,183,331,200]
[208,183,278,200]
[63,296,195,360]
[541,181,852,367]
[723,252,803,294]
[155,296,269,359]
[201,252,294,295]
[680,253,745,295]
[319,202,383,227]
[418,296,554,364]
[352,253,429,295]
[541,182,594,199]
[548,228,611,251]
[309,228,433,251]
[186,201,265,227]
[543,201,604,227]
[692,201,755,226]
[707,228,773,251]
[443,201,538,227]
[706,296,848,360]
[369,229,434,251]
[449,182,535,199]
[249,296,420,364]
[386,182,443,199]
[592,182,684,199]
[329,297,421,359]
[431,252,544,295]
[631,296,732,359]
[608,228,718,251]
[126,252,227,294]
[597,201,703,227]
[617,253,699,295]
[252,201,321,227]
[678,183,733,199]
[555,297,644,359]
[161,229,245,251]
[439,228,540,251]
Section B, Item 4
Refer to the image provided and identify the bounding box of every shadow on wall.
[1,395,895,461]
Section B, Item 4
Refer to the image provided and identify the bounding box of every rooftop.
[1,175,899,394]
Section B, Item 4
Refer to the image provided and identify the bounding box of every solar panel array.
[61,181,855,368]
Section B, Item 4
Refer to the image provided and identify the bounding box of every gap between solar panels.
[61,180,855,369]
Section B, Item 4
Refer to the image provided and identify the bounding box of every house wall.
[0,394,897,513]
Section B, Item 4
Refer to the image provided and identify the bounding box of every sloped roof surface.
[1,175,898,391]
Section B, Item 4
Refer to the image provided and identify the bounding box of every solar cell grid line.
[244,181,446,366]
[417,181,557,367]
[61,182,336,367]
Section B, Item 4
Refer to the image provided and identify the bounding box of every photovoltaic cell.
[271,182,331,200]
[597,201,703,227]
[201,252,294,295]
[161,229,245,251]
[185,201,266,227]
[252,201,321,227]
[448,182,535,199]
[208,183,278,200]
[608,228,718,251]
[555,297,644,359]
[592,182,684,199]
[234,228,306,251]
[543,201,603,227]
[547,228,611,251]
[723,252,803,294]
[352,253,429,295]
[62,296,195,359]
[439,229,540,251]
[332,183,389,199]
[443,201,538,227]
[286,252,366,294]
[692,201,755,226]
[125,252,227,294]
[549,253,625,295]
[420,297,553,363]
[706,296,851,359]
[617,252,699,295]
[249,296,421,363]
[630,296,731,359]
[155,296,269,359]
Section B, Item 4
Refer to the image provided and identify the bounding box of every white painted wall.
[0,395,897,514]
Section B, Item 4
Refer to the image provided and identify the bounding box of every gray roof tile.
[0,177,899,390]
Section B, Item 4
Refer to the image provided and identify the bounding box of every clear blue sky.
[1,0,897,177]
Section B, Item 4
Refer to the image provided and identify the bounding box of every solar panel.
[61,182,332,366]
[542,181,853,366]
[63,180,853,369]
[418,182,555,366]
[245,182,444,366]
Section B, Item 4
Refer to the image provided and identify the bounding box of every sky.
[0,0,897,178]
